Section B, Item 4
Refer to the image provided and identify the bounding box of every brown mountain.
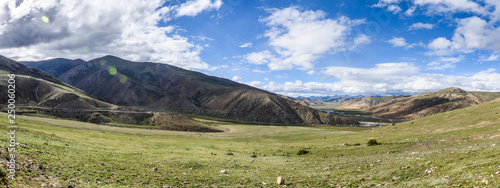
[364,87,500,120]
[0,56,224,131]
[22,55,358,125]
[0,55,113,110]
[337,95,404,109]
[280,95,323,106]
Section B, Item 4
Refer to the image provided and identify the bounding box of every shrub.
[226,152,233,155]
[250,152,257,158]
[297,149,310,155]
[367,139,380,146]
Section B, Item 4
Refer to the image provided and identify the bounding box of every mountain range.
[365,87,500,120]
[4,55,357,126]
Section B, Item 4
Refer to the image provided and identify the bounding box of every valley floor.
[0,100,499,187]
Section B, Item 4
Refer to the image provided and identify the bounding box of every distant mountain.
[337,95,404,109]
[281,95,323,106]
[365,87,500,120]
[22,58,86,77]
[21,55,358,125]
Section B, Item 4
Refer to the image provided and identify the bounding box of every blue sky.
[1,0,500,96]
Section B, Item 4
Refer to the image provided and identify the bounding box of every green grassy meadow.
[1,100,500,187]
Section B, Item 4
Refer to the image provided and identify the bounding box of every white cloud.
[409,22,434,30]
[352,34,372,49]
[405,6,417,16]
[427,16,500,55]
[387,37,409,47]
[239,42,252,48]
[245,50,273,65]
[307,70,316,75]
[387,5,402,13]
[480,53,500,61]
[428,37,452,49]
[0,0,219,70]
[252,69,268,73]
[427,55,464,70]
[175,0,223,17]
[245,6,365,71]
[247,81,263,88]
[413,0,488,16]
[232,76,242,81]
[250,63,500,96]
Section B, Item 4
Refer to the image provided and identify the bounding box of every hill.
[0,55,112,110]
[365,87,500,120]
[20,55,357,125]
[336,95,403,109]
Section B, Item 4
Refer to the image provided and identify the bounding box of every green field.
[1,100,500,187]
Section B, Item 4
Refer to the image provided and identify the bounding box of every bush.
[250,152,257,158]
[226,152,233,155]
[297,149,310,155]
[367,139,380,146]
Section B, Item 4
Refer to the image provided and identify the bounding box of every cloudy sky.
[1,0,500,96]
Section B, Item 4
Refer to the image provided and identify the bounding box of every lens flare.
[99,60,106,66]
[83,47,89,53]
[108,66,117,75]
[41,16,49,23]
[119,75,128,84]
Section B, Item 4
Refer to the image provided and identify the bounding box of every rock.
[481,178,489,184]
[152,167,158,172]
[220,170,228,174]
[277,176,285,185]
[495,171,500,175]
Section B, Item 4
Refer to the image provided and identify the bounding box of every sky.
[1,0,500,97]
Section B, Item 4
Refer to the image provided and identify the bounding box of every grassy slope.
[0,100,499,187]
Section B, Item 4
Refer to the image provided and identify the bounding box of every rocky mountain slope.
[0,55,113,110]
[21,55,357,125]
[1,56,223,130]
[22,58,86,77]
[337,95,403,109]
[364,87,500,120]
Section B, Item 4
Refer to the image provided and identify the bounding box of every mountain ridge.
[17,55,358,125]
[365,87,500,120]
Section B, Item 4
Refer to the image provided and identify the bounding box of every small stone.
[220,170,228,174]
[495,171,500,175]
[152,167,158,172]
[277,176,285,185]
[481,178,489,184]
